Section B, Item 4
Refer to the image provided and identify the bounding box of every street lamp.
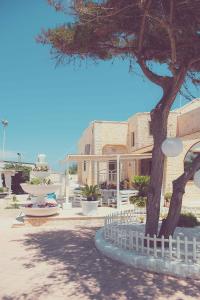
[1,119,8,160]
[17,152,22,164]
[161,137,183,157]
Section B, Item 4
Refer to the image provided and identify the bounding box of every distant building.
[0,160,35,170]
[77,98,200,207]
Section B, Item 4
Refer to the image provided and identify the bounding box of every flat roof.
[0,160,35,165]
[62,153,152,163]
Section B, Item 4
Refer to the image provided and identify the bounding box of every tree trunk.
[144,69,188,236]
[159,154,200,237]
[159,177,185,238]
[145,108,168,236]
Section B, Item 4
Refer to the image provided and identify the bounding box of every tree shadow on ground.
[4,226,200,300]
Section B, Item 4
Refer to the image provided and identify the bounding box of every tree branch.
[168,0,177,67]
[137,58,169,87]
[146,10,177,71]
[75,2,137,24]
[151,66,188,113]
[189,57,200,68]
[138,0,152,54]
[178,153,200,186]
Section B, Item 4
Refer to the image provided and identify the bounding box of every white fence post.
[176,236,181,260]
[136,231,139,251]
[141,233,144,254]
[193,237,197,262]
[147,234,150,255]
[161,235,165,258]
[184,236,188,263]
[169,236,173,260]
[153,235,157,258]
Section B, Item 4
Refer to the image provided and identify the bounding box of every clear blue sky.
[0,0,198,170]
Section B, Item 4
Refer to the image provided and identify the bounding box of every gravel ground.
[1,207,200,300]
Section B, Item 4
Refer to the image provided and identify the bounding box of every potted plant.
[130,176,150,210]
[81,184,100,216]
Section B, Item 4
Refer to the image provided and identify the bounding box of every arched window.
[184,141,200,180]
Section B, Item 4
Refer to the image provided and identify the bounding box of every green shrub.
[178,213,199,228]
[132,176,150,197]
[5,195,20,209]
[30,177,42,185]
[164,192,172,201]
[68,163,78,175]
[4,163,32,182]
[11,195,20,209]
[29,177,51,185]
[164,192,172,207]
[130,196,146,207]
[0,187,4,193]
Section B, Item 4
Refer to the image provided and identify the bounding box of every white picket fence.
[104,210,200,264]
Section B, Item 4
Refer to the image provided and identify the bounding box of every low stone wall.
[95,228,200,279]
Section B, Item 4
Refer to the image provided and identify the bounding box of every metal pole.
[63,161,72,209]
[1,120,8,161]
[17,153,22,164]
[117,155,120,209]
[2,127,5,160]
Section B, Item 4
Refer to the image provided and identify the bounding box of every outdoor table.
[100,189,138,206]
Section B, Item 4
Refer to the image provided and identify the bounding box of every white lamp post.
[1,120,8,160]
[161,137,183,157]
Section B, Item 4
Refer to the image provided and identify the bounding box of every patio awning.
[62,153,152,163]
[62,152,152,210]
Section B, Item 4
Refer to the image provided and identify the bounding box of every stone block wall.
[128,112,178,153]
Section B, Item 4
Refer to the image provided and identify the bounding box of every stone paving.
[1,208,200,300]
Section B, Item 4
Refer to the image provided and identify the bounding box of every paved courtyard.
[1,209,200,300]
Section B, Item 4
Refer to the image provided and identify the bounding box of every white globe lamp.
[194,170,200,189]
[161,138,183,157]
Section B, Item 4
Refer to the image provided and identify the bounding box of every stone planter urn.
[81,200,99,216]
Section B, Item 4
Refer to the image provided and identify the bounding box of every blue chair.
[47,192,56,200]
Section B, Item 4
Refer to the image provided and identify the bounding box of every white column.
[97,161,99,185]
[4,171,13,194]
[117,155,120,209]
[107,161,109,183]
[63,161,72,209]
[0,172,3,188]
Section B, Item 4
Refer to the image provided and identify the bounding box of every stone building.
[77,99,200,207]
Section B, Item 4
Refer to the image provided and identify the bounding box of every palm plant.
[130,176,150,207]
[81,184,99,201]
